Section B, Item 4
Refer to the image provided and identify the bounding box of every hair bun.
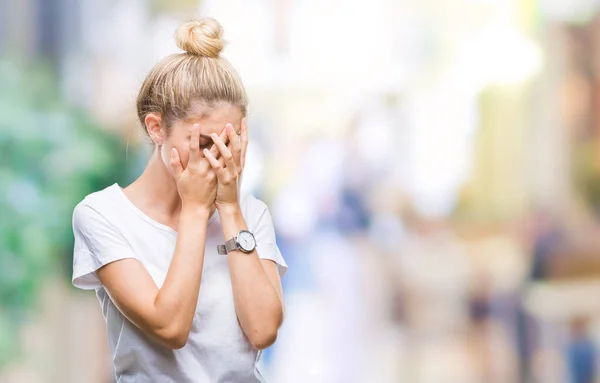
[175,18,224,58]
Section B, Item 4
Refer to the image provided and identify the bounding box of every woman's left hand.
[203,121,246,209]
[232,118,248,192]
[238,118,249,171]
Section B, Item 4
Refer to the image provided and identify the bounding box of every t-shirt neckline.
[111,183,218,235]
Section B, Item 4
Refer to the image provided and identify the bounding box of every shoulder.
[240,194,270,220]
[78,183,122,209]
[240,194,275,232]
[72,184,122,229]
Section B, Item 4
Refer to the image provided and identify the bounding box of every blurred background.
[4,0,600,382]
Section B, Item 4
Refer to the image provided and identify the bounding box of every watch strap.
[217,237,238,255]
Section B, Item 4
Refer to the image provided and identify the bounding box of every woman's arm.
[204,121,284,349]
[219,204,284,350]
[96,206,211,349]
[95,124,224,349]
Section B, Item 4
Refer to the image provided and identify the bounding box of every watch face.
[237,231,256,252]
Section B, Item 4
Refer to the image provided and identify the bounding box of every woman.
[71,17,286,382]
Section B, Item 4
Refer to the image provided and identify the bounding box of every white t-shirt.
[71,183,287,383]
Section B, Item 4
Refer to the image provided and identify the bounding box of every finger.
[211,132,236,172]
[208,128,229,158]
[206,155,226,174]
[170,148,184,177]
[203,148,225,175]
[198,128,228,173]
[204,150,226,171]
[189,124,201,162]
[240,118,248,168]
[225,123,241,157]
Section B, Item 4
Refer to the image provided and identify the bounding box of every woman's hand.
[236,118,249,177]
[224,118,249,194]
[203,123,243,210]
[170,124,219,212]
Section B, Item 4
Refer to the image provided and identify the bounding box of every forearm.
[153,205,210,340]
[220,204,283,348]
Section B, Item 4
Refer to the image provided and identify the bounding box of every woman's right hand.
[95,123,228,349]
[170,124,223,211]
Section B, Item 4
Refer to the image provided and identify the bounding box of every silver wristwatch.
[217,230,257,255]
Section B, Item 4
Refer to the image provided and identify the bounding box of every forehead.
[183,102,243,135]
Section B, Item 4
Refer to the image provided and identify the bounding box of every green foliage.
[0,59,130,367]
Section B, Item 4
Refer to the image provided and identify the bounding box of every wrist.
[218,203,247,239]
[217,202,242,217]
[181,203,212,220]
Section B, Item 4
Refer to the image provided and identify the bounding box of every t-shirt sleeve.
[252,199,288,277]
[72,203,138,290]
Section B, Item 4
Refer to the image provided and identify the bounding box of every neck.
[127,147,181,216]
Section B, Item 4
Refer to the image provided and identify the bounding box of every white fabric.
[72,183,287,383]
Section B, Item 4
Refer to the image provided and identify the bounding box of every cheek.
[174,144,190,168]
[159,142,190,174]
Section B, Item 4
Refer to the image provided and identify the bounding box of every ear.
[145,113,165,145]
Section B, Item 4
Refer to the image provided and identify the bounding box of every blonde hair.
[136,17,247,135]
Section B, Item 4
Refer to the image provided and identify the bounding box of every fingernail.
[211,133,218,139]
[226,124,233,132]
